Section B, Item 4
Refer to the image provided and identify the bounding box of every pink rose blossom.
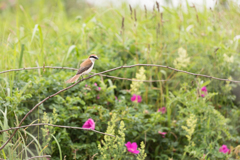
[158,131,167,138]
[219,145,230,154]
[82,118,95,130]
[201,86,208,98]
[131,94,142,103]
[201,86,207,93]
[131,94,137,101]
[98,87,101,91]
[158,107,166,114]
[94,83,97,86]
[125,142,140,154]
[137,95,142,103]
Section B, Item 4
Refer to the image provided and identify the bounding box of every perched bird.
[66,54,99,83]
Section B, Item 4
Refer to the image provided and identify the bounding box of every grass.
[0,0,240,159]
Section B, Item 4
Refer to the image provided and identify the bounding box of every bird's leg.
[81,75,84,80]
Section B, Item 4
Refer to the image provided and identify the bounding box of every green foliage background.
[0,0,240,159]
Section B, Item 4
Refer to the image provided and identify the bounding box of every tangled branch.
[0,123,115,137]
[0,64,239,150]
[0,66,167,82]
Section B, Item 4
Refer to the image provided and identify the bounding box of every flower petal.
[132,149,140,154]
[137,95,142,103]
[125,142,132,148]
[131,142,138,150]
[131,94,137,101]
[82,118,95,130]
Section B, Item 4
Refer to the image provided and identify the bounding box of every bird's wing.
[76,60,93,75]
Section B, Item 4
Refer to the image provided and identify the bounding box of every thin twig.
[100,74,167,82]
[27,155,51,160]
[0,64,239,150]
[0,66,76,74]
[0,66,167,82]
[0,65,239,83]
[0,123,115,137]
[17,138,36,157]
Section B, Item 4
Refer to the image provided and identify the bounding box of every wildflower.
[131,94,142,103]
[201,86,207,93]
[94,83,97,86]
[130,67,146,94]
[219,145,230,154]
[200,86,208,98]
[82,118,95,130]
[85,84,88,87]
[173,47,190,69]
[136,95,142,103]
[97,95,100,99]
[98,87,101,91]
[115,96,118,100]
[223,54,234,63]
[125,142,140,154]
[158,107,166,114]
[158,131,167,138]
[131,94,136,101]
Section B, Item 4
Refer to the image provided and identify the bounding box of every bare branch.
[0,64,239,150]
[99,74,167,82]
[27,155,51,160]
[0,123,115,137]
[17,138,37,157]
[0,66,167,82]
[0,66,76,74]
[1,64,239,83]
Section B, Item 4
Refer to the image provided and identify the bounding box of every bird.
[65,54,99,83]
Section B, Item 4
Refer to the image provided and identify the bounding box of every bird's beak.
[96,57,99,60]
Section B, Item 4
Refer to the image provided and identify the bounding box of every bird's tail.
[65,74,81,83]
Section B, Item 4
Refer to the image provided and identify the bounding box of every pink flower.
[201,86,207,93]
[137,95,142,103]
[158,107,166,114]
[219,145,230,154]
[97,95,100,99]
[200,86,208,98]
[82,118,95,130]
[131,94,142,103]
[131,94,136,101]
[115,96,118,100]
[98,87,101,91]
[125,142,140,154]
[94,83,97,86]
[85,84,88,87]
[158,131,167,138]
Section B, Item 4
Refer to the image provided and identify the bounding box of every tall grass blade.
[51,134,62,160]
[31,24,39,44]
[61,45,76,66]
[19,44,25,68]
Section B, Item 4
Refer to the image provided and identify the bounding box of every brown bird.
[65,54,99,83]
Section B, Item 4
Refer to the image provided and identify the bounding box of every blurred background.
[1,0,240,159]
